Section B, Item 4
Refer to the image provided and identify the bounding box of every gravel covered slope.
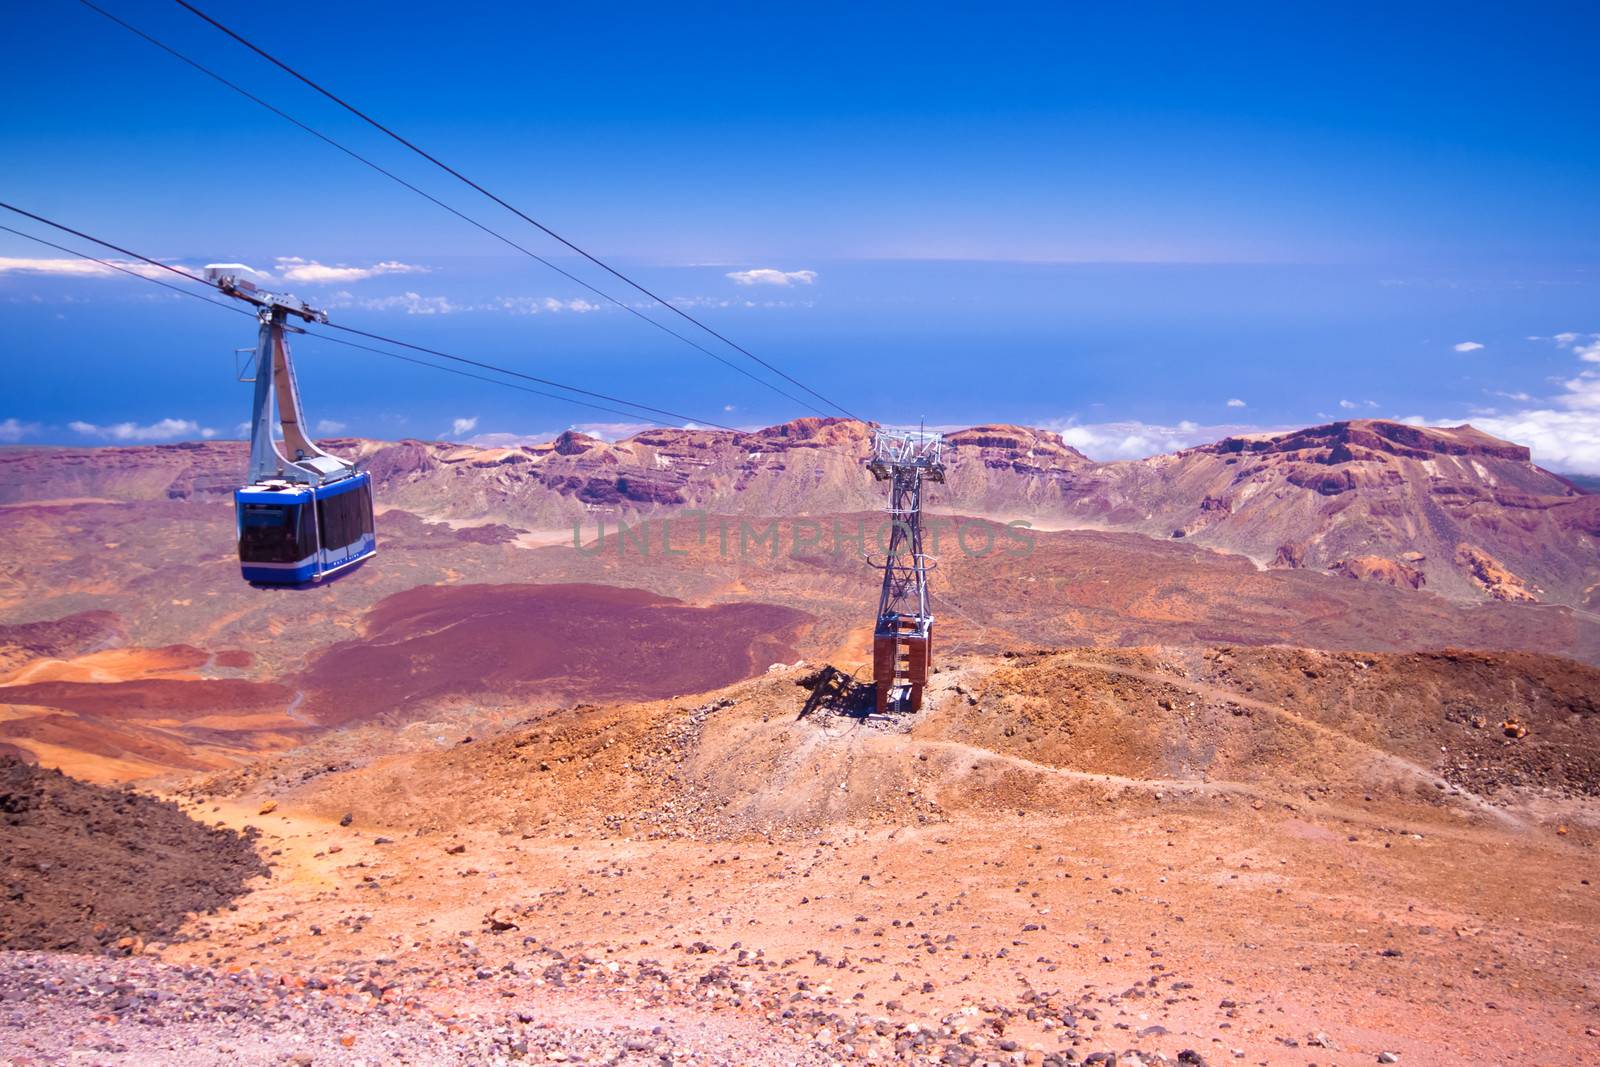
[0,951,827,1066]
[0,758,267,953]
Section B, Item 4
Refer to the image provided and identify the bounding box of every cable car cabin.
[235,471,375,585]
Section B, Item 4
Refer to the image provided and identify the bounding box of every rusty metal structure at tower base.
[868,429,944,713]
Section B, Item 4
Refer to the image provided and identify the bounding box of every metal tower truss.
[868,428,945,713]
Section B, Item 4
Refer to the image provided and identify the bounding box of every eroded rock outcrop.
[1328,555,1426,590]
[1456,544,1538,602]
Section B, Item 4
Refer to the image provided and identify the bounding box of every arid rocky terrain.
[1,417,1597,1065]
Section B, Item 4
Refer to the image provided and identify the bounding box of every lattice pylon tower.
[868,428,945,713]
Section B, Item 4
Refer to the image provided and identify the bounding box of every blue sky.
[3,1,1599,469]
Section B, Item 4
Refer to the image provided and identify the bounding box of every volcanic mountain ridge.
[1,416,1593,606]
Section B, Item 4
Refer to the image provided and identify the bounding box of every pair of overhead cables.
[76,0,859,424]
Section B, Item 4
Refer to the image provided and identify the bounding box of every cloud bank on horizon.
[275,257,428,285]
[66,418,217,442]
[726,269,817,287]
[4,322,1597,471]
[14,330,1597,475]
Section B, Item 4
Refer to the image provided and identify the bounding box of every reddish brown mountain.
[2,417,1593,606]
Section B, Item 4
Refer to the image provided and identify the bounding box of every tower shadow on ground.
[796,665,878,721]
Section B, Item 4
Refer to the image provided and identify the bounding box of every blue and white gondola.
[211,269,377,586]
[236,471,375,584]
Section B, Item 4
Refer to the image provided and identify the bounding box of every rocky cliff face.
[939,425,1095,513]
[359,418,883,525]
[3,417,1594,607]
[364,419,1096,522]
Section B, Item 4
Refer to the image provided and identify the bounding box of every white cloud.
[1555,333,1600,363]
[1530,331,1600,362]
[68,417,205,442]
[275,256,426,284]
[541,297,600,313]
[667,295,814,310]
[354,291,462,315]
[0,256,115,276]
[726,268,817,287]
[1046,419,1262,461]
[315,419,347,434]
[339,292,610,316]
[1471,407,1600,473]
[490,296,606,314]
[1453,341,1485,352]
[1226,398,1246,408]
[0,417,40,442]
[449,416,478,437]
[0,256,201,281]
[1338,400,1359,410]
